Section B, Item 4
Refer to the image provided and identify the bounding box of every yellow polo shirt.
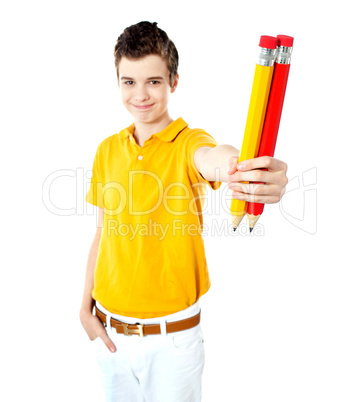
[86,117,222,318]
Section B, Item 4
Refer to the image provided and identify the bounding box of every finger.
[229,169,285,185]
[238,156,287,172]
[228,169,269,184]
[228,182,267,195]
[230,182,283,203]
[231,190,281,204]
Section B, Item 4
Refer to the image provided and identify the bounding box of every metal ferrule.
[276,46,293,65]
[257,46,277,67]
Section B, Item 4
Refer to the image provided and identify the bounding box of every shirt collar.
[119,117,188,142]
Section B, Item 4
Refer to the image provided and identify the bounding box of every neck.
[133,112,173,146]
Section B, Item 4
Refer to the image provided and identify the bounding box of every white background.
[1,0,357,401]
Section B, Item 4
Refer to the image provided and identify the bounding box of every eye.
[124,80,134,85]
[149,80,160,85]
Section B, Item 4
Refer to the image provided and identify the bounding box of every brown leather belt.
[95,306,201,337]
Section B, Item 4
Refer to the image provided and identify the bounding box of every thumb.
[227,156,239,174]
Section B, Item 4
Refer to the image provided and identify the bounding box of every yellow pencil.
[231,35,278,231]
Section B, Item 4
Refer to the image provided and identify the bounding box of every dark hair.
[114,21,179,87]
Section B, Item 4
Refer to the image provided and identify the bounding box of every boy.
[80,21,288,402]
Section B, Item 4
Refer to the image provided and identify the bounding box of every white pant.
[91,300,205,402]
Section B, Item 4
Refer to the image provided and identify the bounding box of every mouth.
[132,104,154,110]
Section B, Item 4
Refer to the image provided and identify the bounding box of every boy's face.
[118,54,178,125]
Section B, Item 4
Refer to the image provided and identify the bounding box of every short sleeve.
[185,130,222,190]
[86,145,105,208]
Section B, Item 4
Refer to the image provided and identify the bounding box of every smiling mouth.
[133,104,154,110]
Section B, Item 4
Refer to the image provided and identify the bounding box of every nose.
[134,84,149,102]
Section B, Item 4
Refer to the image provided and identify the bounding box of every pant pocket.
[170,324,204,351]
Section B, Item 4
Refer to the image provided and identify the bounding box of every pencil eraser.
[277,35,294,47]
[259,36,278,49]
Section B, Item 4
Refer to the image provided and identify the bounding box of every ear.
[170,73,179,93]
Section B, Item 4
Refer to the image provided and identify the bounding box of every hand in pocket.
[80,310,117,353]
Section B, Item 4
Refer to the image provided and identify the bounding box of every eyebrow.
[120,76,164,80]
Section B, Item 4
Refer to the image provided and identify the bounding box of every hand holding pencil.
[228,155,288,217]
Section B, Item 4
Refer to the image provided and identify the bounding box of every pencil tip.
[250,227,253,233]
[233,227,236,232]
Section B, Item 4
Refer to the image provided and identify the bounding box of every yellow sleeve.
[185,129,222,191]
[85,145,105,208]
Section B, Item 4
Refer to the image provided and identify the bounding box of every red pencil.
[247,35,294,232]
